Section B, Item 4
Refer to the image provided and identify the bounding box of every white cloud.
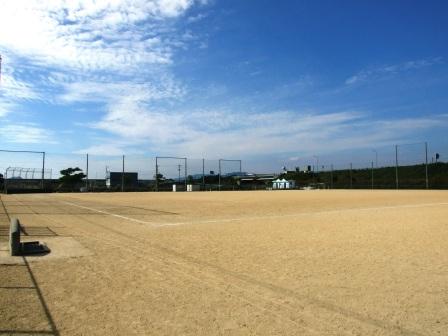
[0,123,56,144]
[187,13,207,22]
[73,143,128,156]
[58,74,185,104]
[87,95,448,158]
[345,57,443,85]
[0,102,16,118]
[0,73,41,101]
[0,0,202,73]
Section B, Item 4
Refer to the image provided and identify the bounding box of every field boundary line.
[59,201,158,227]
[19,195,426,335]
[58,199,448,228]
[154,201,448,227]
[15,198,320,335]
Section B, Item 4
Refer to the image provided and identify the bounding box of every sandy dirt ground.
[0,190,447,335]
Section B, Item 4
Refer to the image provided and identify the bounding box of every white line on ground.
[58,199,448,228]
[60,200,158,227]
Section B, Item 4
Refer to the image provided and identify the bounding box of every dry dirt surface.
[0,190,447,336]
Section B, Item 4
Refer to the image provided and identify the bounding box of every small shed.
[272,178,295,189]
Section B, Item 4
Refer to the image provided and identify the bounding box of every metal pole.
[371,161,374,190]
[86,153,89,191]
[372,149,378,168]
[156,159,159,192]
[239,160,242,174]
[4,168,7,193]
[41,152,45,190]
[122,155,125,192]
[184,158,187,192]
[425,142,429,189]
[350,163,353,189]
[202,158,205,190]
[330,164,333,189]
[395,145,399,189]
[219,159,221,191]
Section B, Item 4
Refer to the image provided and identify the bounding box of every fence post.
[184,158,187,192]
[350,163,353,189]
[371,161,374,190]
[425,142,429,189]
[155,157,158,192]
[41,152,45,190]
[86,153,89,191]
[330,164,333,189]
[395,145,399,189]
[122,155,125,192]
[218,159,221,191]
[202,158,205,190]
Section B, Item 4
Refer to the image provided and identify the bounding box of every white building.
[272,178,296,189]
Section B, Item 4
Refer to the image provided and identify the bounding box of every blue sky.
[0,0,447,171]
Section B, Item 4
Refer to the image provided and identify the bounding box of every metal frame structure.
[1,150,46,192]
[218,159,242,191]
[155,156,187,192]
[4,167,52,193]
[395,141,429,190]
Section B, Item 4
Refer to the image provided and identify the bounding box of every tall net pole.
[395,145,399,190]
[0,149,45,192]
[184,158,187,191]
[330,164,333,189]
[41,152,45,189]
[425,142,429,189]
[122,155,125,192]
[218,160,223,191]
[155,157,159,192]
[350,163,353,189]
[218,159,242,191]
[155,156,187,192]
[86,153,89,191]
[202,158,205,190]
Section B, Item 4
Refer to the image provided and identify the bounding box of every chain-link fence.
[1,141,447,193]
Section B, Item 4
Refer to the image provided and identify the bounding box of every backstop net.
[155,157,187,191]
[0,150,46,193]
[396,142,428,189]
[4,167,52,193]
[218,159,242,190]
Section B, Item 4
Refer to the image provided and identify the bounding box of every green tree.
[59,167,86,191]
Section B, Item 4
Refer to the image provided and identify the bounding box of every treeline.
[280,162,448,189]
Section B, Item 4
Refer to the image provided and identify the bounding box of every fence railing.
[1,141,446,192]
